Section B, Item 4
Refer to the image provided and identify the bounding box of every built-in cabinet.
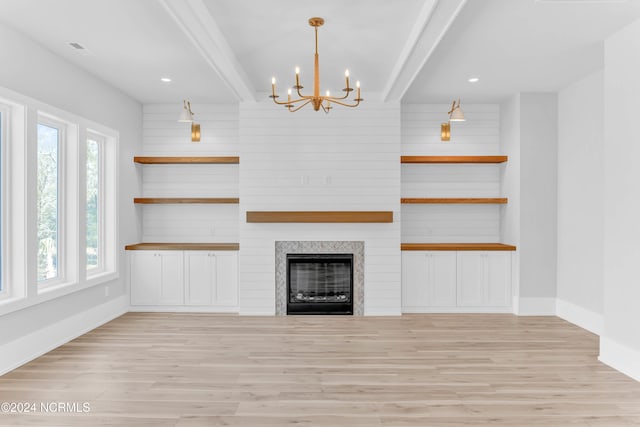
[130,251,185,306]
[184,251,238,307]
[127,156,240,312]
[129,250,238,310]
[402,251,512,312]
[402,252,457,309]
[400,155,515,312]
[457,251,511,307]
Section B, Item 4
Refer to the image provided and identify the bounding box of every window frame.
[85,132,105,274]
[0,105,7,299]
[0,86,120,316]
[36,116,67,288]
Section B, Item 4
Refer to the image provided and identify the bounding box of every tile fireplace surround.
[275,241,365,315]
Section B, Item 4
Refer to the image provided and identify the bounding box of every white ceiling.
[404,0,640,103]
[1,0,639,105]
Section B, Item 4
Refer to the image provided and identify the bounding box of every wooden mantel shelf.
[401,243,516,251]
[134,197,239,204]
[134,156,239,164]
[246,211,393,223]
[401,198,508,204]
[125,243,239,251]
[401,155,508,164]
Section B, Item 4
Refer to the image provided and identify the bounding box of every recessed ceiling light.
[468,77,480,83]
[160,77,172,83]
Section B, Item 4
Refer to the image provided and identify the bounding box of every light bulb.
[326,90,330,97]
[345,69,350,77]
[288,88,292,95]
[356,80,360,88]
[295,66,300,75]
[271,77,276,85]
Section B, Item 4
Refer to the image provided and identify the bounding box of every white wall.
[600,18,640,381]
[402,104,504,244]
[238,101,401,315]
[557,70,604,334]
[0,23,141,368]
[518,93,558,313]
[500,94,521,311]
[140,104,239,243]
[500,94,520,249]
[500,93,558,315]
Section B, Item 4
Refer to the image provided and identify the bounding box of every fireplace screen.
[287,254,353,315]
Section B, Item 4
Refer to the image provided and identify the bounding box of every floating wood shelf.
[401,198,508,204]
[401,243,517,251]
[401,155,508,164]
[125,242,239,251]
[134,156,239,164]
[246,211,393,223]
[134,197,239,204]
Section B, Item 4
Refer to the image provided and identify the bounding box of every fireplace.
[287,254,353,315]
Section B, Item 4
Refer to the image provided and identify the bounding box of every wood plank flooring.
[1,313,639,426]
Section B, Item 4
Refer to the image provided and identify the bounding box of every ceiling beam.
[159,0,255,102]
[382,0,467,102]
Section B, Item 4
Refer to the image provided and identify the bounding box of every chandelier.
[270,17,363,113]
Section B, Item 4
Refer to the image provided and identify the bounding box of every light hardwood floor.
[1,313,639,426]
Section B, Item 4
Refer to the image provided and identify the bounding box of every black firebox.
[286,254,353,315]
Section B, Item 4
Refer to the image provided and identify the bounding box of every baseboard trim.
[514,297,556,315]
[365,310,403,316]
[556,299,603,335]
[130,306,239,313]
[599,336,640,382]
[402,307,512,314]
[0,295,128,376]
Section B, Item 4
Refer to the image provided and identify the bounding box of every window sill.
[0,271,119,317]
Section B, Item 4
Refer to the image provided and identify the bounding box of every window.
[37,122,62,283]
[86,134,102,271]
[0,87,119,315]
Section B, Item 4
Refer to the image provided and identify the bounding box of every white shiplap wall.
[139,102,504,314]
[239,101,401,315]
[140,104,239,243]
[401,104,503,243]
[402,104,500,155]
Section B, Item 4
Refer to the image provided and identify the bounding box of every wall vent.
[68,42,85,50]
[66,41,93,56]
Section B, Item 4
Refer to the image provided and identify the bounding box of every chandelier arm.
[288,99,312,112]
[287,97,313,104]
[325,98,362,108]
[296,86,310,99]
[271,95,294,106]
[327,92,351,101]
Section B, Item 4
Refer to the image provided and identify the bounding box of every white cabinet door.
[428,252,457,307]
[457,251,512,308]
[486,252,512,307]
[185,252,215,306]
[184,251,238,307]
[130,251,184,306]
[457,252,485,307]
[402,251,456,309]
[214,252,238,307]
[184,251,216,305]
[402,252,429,309]
[158,251,185,305]
[130,252,162,305]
